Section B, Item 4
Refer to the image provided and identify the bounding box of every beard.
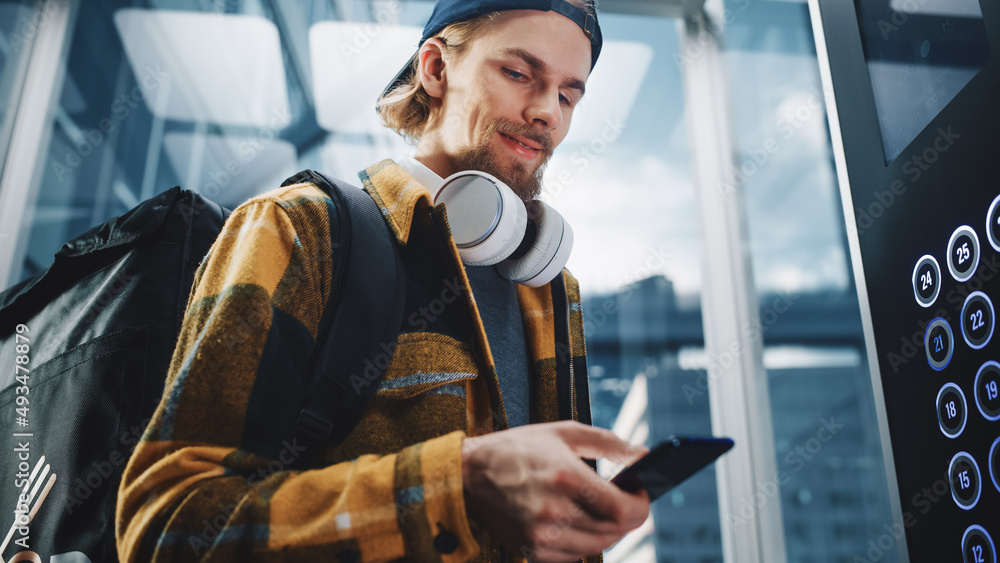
[451,118,555,202]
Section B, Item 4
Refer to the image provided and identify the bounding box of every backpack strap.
[283,170,407,458]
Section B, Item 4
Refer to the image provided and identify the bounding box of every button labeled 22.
[962,292,995,350]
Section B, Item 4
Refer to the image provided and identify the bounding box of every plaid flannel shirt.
[116,159,597,562]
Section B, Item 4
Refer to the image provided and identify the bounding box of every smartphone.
[611,435,735,501]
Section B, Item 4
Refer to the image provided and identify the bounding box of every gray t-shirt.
[464,265,532,427]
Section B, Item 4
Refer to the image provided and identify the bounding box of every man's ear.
[418,38,447,99]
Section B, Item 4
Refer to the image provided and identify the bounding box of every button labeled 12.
[963,524,996,563]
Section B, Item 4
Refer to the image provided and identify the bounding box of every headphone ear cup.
[495,200,574,287]
[464,205,527,266]
[435,171,528,266]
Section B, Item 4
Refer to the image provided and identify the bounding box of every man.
[116,1,650,561]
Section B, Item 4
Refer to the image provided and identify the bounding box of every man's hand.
[461,421,650,562]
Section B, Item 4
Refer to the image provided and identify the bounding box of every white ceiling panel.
[310,21,421,135]
[163,132,298,205]
[115,9,290,127]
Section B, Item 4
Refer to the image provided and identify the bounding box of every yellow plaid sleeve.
[115,185,478,562]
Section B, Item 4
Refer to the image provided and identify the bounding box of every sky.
[543,8,851,298]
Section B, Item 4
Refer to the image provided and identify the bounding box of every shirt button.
[338,549,360,563]
[434,530,459,553]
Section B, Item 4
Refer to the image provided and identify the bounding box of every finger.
[562,501,626,536]
[622,487,651,528]
[622,444,650,466]
[552,422,646,464]
[573,472,650,526]
[529,495,629,542]
[523,525,621,562]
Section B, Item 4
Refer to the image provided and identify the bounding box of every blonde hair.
[376,1,597,143]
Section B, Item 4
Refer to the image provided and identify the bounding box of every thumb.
[554,421,647,463]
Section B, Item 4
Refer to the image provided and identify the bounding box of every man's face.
[427,10,592,201]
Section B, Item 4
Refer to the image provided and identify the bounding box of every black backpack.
[0,170,405,562]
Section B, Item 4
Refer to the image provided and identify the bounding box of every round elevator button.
[925,318,954,371]
[990,437,1000,495]
[975,362,1000,421]
[936,382,967,438]
[949,451,982,510]
[913,255,941,308]
[962,525,996,563]
[949,225,980,282]
[987,194,1000,252]
[961,292,995,349]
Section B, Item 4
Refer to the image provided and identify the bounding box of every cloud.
[543,147,702,296]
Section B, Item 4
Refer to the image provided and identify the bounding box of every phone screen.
[611,435,734,501]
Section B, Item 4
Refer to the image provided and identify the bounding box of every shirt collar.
[357,158,436,246]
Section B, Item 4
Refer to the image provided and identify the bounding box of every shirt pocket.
[375,332,480,400]
[327,332,481,462]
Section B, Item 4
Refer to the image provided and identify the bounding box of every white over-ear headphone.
[431,171,574,288]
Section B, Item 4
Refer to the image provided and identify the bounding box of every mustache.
[486,119,555,152]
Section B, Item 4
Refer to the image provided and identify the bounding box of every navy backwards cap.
[378,0,602,107]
